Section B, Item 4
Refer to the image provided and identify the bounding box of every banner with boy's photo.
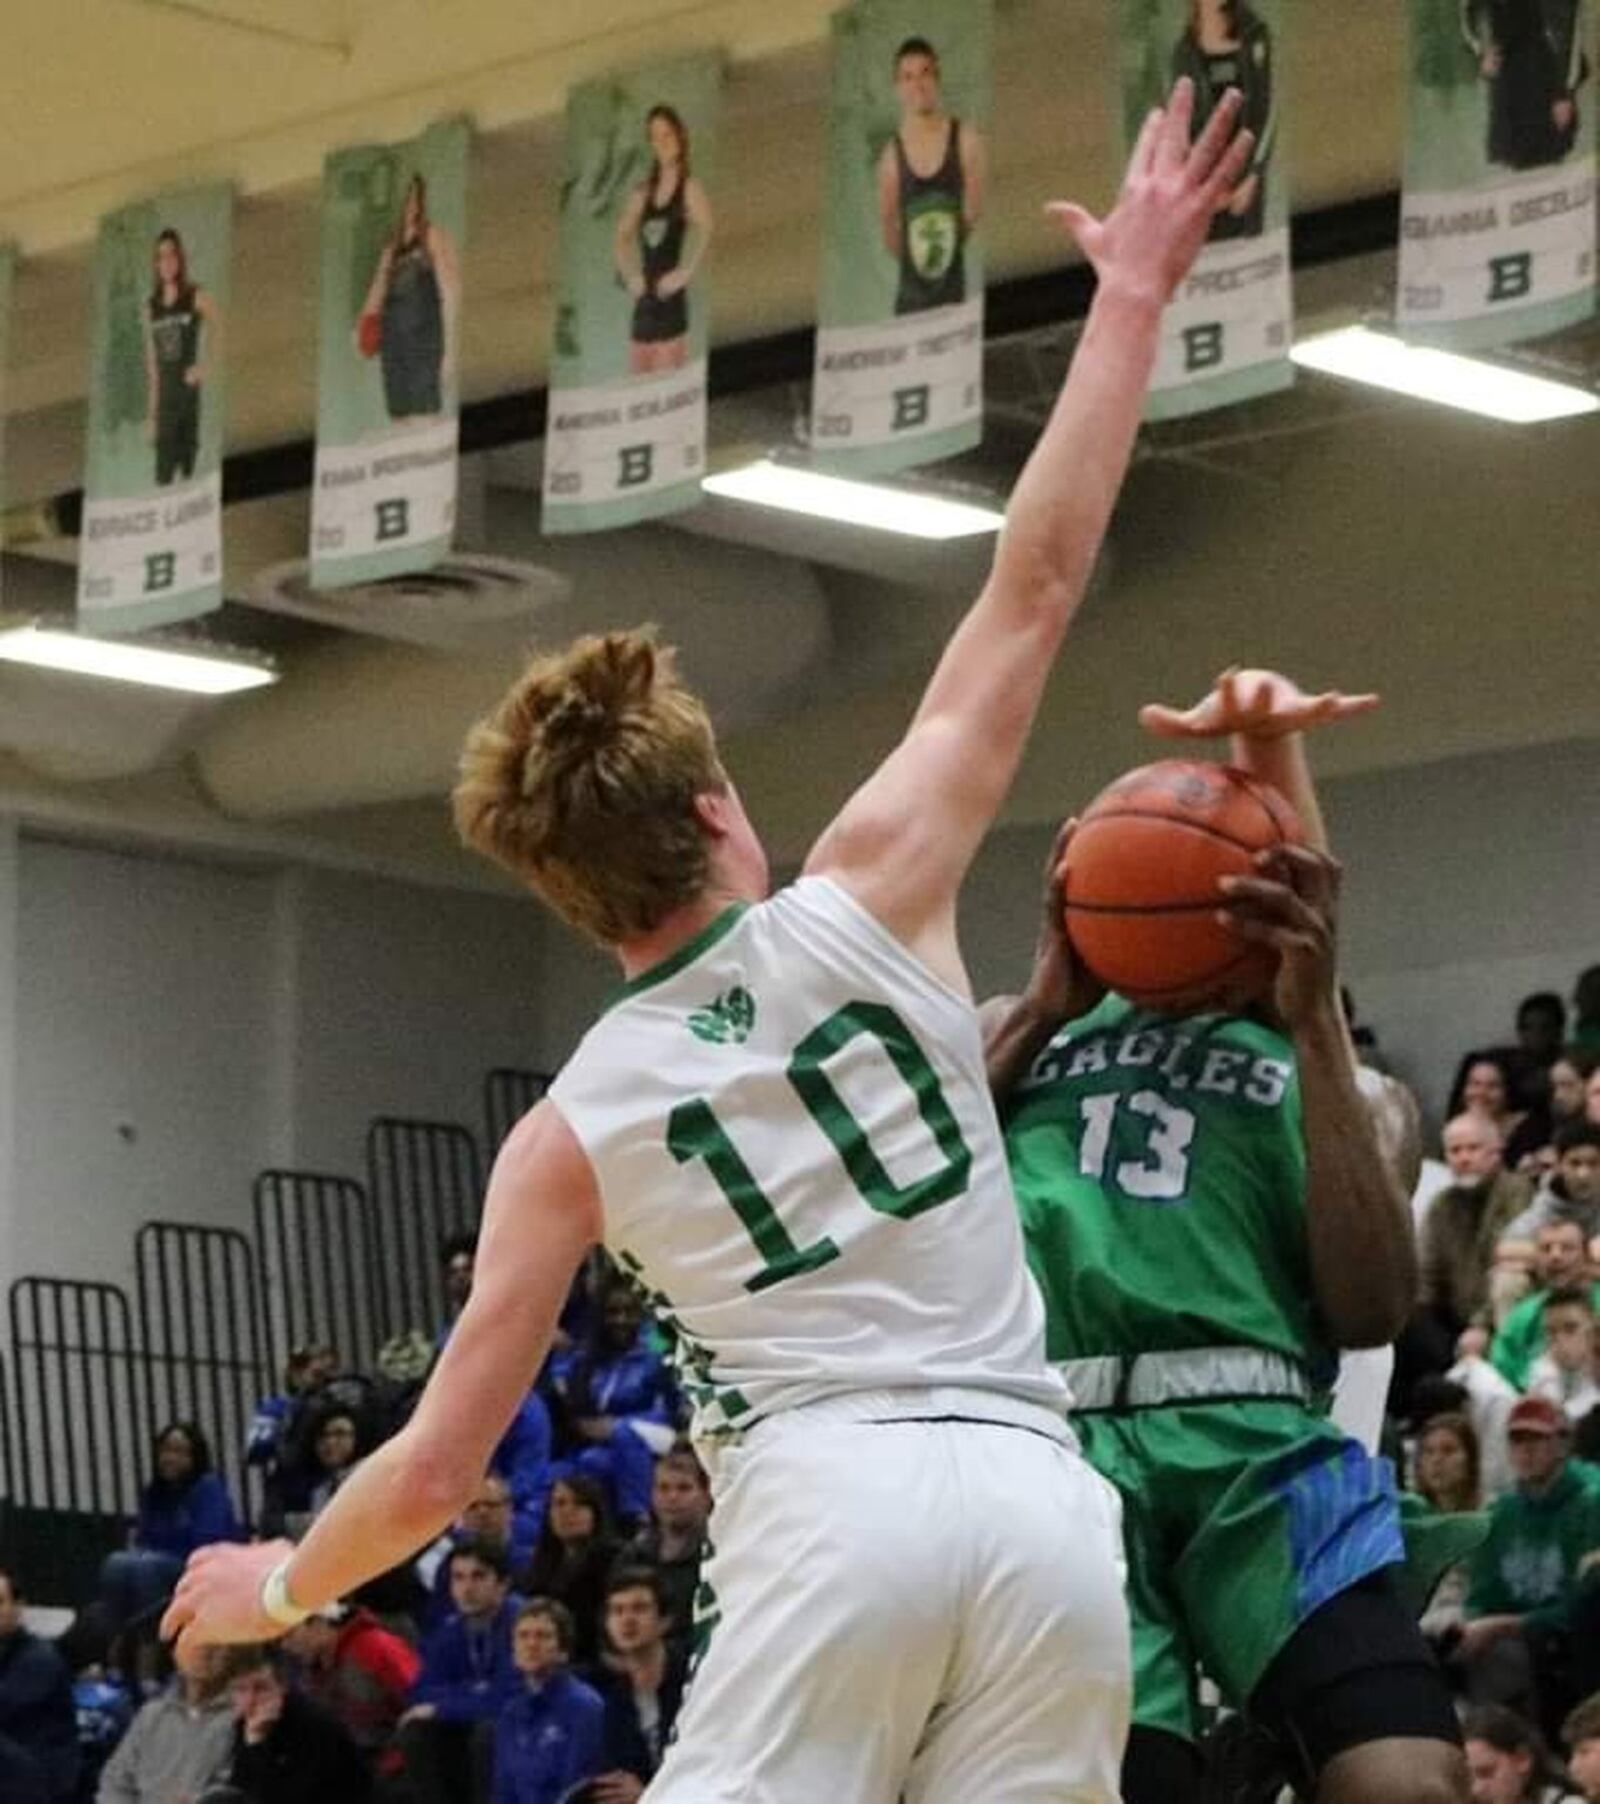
[1400,0,1596,349]
[810,0,993,475]
[78,185,232,630]
[1116,0,1293,420]
[542,56,721,534]
[311,118,470,588]
[0,245,13,604]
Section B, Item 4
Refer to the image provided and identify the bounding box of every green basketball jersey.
[1004,994,1329,1372]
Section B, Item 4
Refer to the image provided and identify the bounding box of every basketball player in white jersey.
[164,83,1254,1802]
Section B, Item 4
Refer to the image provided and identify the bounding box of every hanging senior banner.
[79,185,232,629]
[1400,0,1596,349]
[542,57,721,534]
[1116,0,1292,420]
[0,244,13,599]
[810,0,992,474]
[312,118,470,587]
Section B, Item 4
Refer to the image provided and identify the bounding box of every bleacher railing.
[134,1223,268,1526]
[366,1118,483,1340]
[483,1068,552,1157]
[253,1171,383,1379]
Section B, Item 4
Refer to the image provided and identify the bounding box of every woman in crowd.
[100,1424,241,1629]
[1409,1412,1485,1648]
[516,1477,620,1668]
[493,1599,605,1804]
[1463,1703,1583,1802]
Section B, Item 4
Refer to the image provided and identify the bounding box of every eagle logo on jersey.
[688,985,756,1045]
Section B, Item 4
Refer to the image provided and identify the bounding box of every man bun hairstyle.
[453,629,725,946]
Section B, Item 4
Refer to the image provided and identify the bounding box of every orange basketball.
[1061,760,1304,1010]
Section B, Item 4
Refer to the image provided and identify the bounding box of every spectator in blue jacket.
[100,1425,241,1630]
[493,1387,553,1569]
[550,1283,678,1526]
[0,1566,79,1802]
[493,1600,603,1804]
[400,1538,520,1804]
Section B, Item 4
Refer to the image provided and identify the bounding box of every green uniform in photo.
[0,244,13,602]
[1005,995,1404,1740]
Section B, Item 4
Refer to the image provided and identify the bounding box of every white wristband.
[259,1558,311,1629]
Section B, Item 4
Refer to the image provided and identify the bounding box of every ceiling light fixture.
[702,459,1005,539]
[0,624,278,696]
[1291,326,1599,424]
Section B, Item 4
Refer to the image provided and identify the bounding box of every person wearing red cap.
[1455,1395,1600,1722]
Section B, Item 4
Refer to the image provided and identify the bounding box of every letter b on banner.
[892,386,932,432]
[1487,253,1533,305]
[144,553,177,594]
[375,498,410,542]
[618,445,655,489]
[1182,323,1226,373]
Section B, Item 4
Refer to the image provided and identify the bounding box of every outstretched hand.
[1140,668,1379,743]
[1047,79,1256,303]
[159,1539,295,1670]
[1024,819,1106,1025]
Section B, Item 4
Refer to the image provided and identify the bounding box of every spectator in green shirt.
[1493,1222,1598,1390]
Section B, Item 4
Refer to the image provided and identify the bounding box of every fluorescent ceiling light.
[0,624,277,695]
[1291,326,1599,424]
[703,460,1004,538]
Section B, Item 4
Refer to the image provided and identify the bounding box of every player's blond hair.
[452,628,725,945]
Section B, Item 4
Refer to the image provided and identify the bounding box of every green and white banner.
[542,57,721,534]
[0,245,13,606]
[811,0,992,474]
[79,185,232,629]
[1117,0,1292,420]
[1400,0,1596,349]
[312,119,470,587]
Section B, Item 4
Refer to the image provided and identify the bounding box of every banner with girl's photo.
[542,57,721,534]
[78,186,232,630]
[0,245,13,601]
[311,118,470,587]
[1116,0,1293,420]
[1400,0,1596,349]
[810,0,992,475]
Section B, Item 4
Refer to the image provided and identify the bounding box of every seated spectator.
[1528,1290,1600,1424]
[1562,1693,1600,1802]
[420,1474,523,1630]
[1587,1066,1600,1131]
[1504,1126,1600,1250]
[280,1602,417,1771]
[518,1478,621,1668]
[550,1283,678,1527]
[96,1643,235,1803]
[1455,1398,1600,1718]
[437,1232,478,1345]
[492,1389,553,1572]
[627,1450,710,1662]
[1462,1703,1582,1802]
[210,1645,370,1803]
[400,1538,520,1804]
[100,1424,242,1631]
[493,1600,604,1804]
[0,1566,78,1802]
[1411,1413,1485,1643]
[587,1569,686,1801]
[245,1345,338,1522]
[1452,1048,1547,1174]
[282,1406,366,1538]
[1421,1115,1535,1354]
[1493,1223,1598,1392]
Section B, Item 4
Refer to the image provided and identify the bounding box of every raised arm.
[1142,669,1414,1346]
[161,1100,601,1663]
[806,82,1253,992]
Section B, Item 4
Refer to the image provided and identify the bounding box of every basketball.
[1062,760,1304,1009]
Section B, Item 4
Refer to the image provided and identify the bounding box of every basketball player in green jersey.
[987,670,1469,1804]
[164,86,1257,1803]
[878,36,987,314]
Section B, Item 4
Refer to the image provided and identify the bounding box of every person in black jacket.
[0,1568,78,1803]
[1171,0,1277,238]
[584,1570,686,1800]
[201,1646,370,1804]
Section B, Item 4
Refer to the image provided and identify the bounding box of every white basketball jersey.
[549,876,1069,1444]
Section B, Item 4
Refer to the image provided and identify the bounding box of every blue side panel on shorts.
[1275,1438,1405,1618]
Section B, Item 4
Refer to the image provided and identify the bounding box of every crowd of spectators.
[1391,969,1600,1799]
[0,1237,705,1802]
[7,966,1600,1800]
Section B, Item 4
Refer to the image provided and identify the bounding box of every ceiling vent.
[246,554,571,651]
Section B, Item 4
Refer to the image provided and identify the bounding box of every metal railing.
[253,1171,383,1379]
[483,1068,552,1157]
[366,1118,483,1340]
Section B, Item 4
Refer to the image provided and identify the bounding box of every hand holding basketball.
[1218,844,1343,1031]
[1025,819,1107,1025]
[1140,669,1379,743]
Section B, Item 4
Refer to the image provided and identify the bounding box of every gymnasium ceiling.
[1,1,1597,887]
